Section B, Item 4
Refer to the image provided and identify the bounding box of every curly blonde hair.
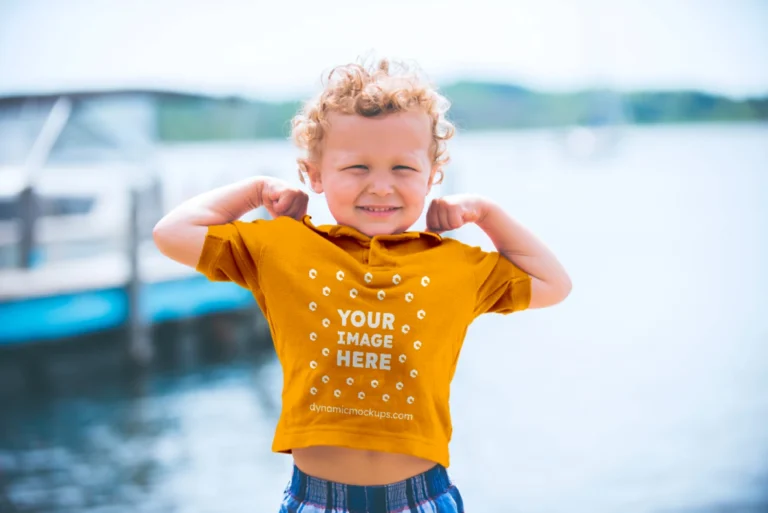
[291,58,456,185]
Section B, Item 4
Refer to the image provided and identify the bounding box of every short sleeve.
[464,244,532,316]
[195,220,268,290]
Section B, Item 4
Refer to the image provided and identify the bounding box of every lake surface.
[1,124,767,512]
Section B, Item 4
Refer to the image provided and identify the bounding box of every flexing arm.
[427,194,572,309]
[475,201,571,309]
[153,176,307,268]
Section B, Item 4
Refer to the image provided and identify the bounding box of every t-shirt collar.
[301,215,442,243]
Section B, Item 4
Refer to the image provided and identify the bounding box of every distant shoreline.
[156,81,768,141]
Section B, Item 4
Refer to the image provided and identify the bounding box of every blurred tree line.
[157,82,768,141]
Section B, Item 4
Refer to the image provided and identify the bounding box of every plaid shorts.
[279,463,464,513]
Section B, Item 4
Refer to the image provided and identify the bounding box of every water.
[1,124,767,512]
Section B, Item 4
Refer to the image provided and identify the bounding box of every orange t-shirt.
[196,215,531,467]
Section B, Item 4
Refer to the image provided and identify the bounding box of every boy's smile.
[357,206,402,217]
[306,110,438,237]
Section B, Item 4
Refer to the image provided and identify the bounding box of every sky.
[0,0,766,100]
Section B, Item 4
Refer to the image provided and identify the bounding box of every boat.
[0,92,259,351]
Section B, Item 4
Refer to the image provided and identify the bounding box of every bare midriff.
[292,446,438,485]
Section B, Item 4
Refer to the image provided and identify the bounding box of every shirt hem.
[272,428,450,468]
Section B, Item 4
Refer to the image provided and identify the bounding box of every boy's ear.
[427,166,444,194]
[305,161,324,194]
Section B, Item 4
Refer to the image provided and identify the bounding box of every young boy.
[153,58,571,513]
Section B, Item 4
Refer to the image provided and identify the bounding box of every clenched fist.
[260,178,309,220]
[426,194,487,233]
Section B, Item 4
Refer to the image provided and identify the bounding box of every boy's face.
[306,110,437,237]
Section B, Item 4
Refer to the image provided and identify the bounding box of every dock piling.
[17,186,38,269]
[127,187,153,366]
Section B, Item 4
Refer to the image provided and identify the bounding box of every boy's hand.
[426,194,488,233]
[260,178,309,220]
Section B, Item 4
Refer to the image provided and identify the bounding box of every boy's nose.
[366,175,395,196]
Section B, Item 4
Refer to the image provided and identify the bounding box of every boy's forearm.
[476,200,571,290]
[160,176,269,228]
[153,176,272,268]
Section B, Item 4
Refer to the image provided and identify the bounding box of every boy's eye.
[341,165,419,173]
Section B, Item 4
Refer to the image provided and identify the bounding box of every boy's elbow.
[152,219,207,269]
[552,274,572,305]
[152,219,173,256]
[528,274,572,309]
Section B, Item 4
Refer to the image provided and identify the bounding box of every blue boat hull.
[0,277,255,346]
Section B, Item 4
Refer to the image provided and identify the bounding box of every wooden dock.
[0,244,256,346]
[0,91,284,360]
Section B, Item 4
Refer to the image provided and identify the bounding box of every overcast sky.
[0,0,766,100]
